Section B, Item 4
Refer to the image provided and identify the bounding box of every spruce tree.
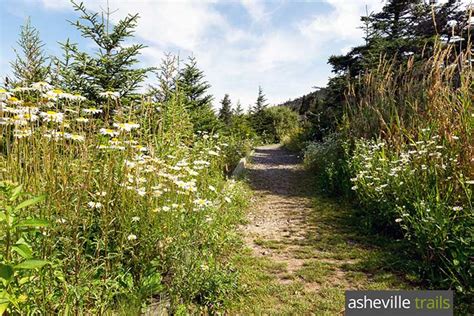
[218,94,232,126]
[253,86,268,113]
[250,86,270,136]
[178,56,218,132]
[234,100,244,116]
[10,18,49,86]
[53,1,151,101]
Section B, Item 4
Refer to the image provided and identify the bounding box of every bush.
[303,133,351,196]
[349,136,473,294]
[250,106,300,144]
[303,44,473,302]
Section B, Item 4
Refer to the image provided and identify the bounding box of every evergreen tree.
[252,86,268,113]
[320,0,469,140]
[53,1,151,101]
[234,100,244,116]
[10,18,49,86]
[218,94,232,126]
[178,56,218,132]
[148,53,178,103]
[250,86,270,136]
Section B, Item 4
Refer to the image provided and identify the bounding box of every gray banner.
[345,290,453,316]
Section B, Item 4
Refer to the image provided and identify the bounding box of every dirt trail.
[243,144,326,289]
[231,144,414,313]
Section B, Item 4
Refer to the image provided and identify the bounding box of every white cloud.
[21,0,389,106]
[240,0,267,22]
[298,0,384,44]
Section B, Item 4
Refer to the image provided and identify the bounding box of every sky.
[0,0,470,108]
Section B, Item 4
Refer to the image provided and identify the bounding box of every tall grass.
[0,86,250,314]
[345,43,473,296]
[304,42,473,303]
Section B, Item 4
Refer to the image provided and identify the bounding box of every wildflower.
[131,216,140,222]
[99,128,120,137]
[113,122,140,132]
[194,160,210,166]
[87,201,103,209]
[452,206,463,211]
[208,150,219,156]
[99,90,120,99]
[30,82,52,92]
[13,128,32,139]
[71,94,87,102]
[70,134,85,142]
[224,196,232,203]
[395,218,403,223]
[127,234,137,241]
[13,87,34,93]
[136,188,146,196]
[162,206,171,212]
[76,117,90,123]
[209,185,217,192]
[0,88,11,101]
[40,111,64,123]
[83,107,103,115]
[194,198,211,208]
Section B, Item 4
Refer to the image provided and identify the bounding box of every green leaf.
[12,244,33,259]
[15,219,50,228]
[0,264,14,282]
[0,299,8,316]
[14,195,46,211]
[9,185,23,201]
[15,259,49,270]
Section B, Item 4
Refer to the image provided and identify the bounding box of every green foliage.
[148,53,179,103]
[349,137,473,295]
[303,133,351,196]
[251,106,300,144]
[10,18,50,86]
[304,42,473,303]
[218,94,233,126]
[0,182,50,314]
[178,56,219,133]
[0,82,251,313]
[297,2,474,305]
[53,1,151,102]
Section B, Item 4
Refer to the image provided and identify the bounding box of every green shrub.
[250,106,300,144]
[303,133,351,196]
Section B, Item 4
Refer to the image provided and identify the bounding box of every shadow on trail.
[247,145,421,289]
[247,146,315,198]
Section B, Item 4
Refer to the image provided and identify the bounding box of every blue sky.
[0,0,466,108]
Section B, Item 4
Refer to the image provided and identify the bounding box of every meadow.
[0,86,254,314]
